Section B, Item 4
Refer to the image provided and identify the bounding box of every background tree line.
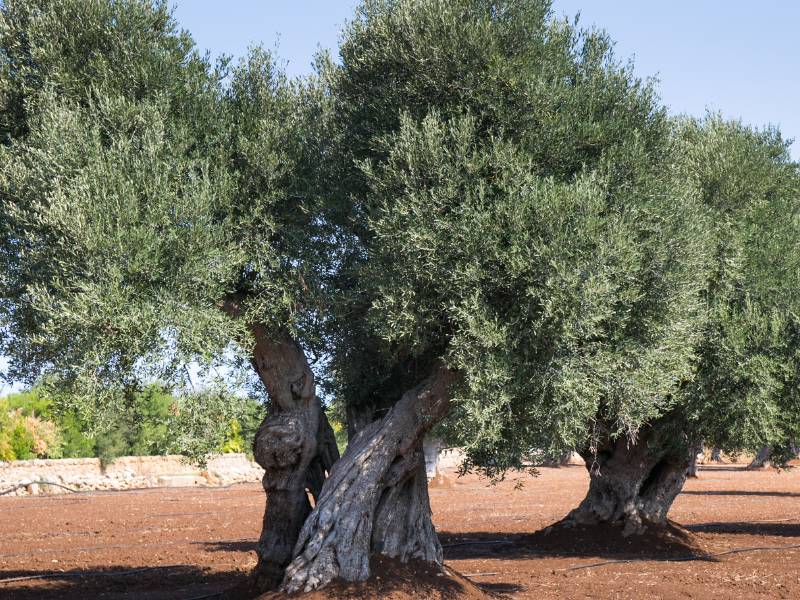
[0,383,266,463]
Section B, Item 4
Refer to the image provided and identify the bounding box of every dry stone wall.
[2,446,563,496]
[0,453,264,496]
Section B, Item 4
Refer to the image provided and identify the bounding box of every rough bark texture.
[281,365,457,594]
[687,442,703,478]
[687,453,699,478]
[747,445,772,469]
[248,325,340,590]
[223,297,339,591]
[568,427,691,536]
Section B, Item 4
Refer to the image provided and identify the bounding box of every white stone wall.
[1,447,582,496]
[0,453,264,496]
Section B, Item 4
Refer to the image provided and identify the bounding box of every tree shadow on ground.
[681,490,800,498]
[255,555,493,600]
[0,564,249,600]
[203,539,259,553]
[686,522,800,537]
[440,519,712,563]
[695,466,796,473]
[475,581,526,595]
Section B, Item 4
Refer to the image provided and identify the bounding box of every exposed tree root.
[543,518,704,558]
[259,555,490,600]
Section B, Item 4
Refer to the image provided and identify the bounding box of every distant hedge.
[0,384,264,463]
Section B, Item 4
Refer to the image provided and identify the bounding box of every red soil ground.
[2,462,800,599]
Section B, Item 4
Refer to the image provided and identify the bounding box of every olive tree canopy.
[0,0,325,417]
[680,116,800,461]
[324,0,711,472]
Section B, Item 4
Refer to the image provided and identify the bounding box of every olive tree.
[682,117,800,468]
[6,1,793,595]
[0,0,338,591]
[279,0,710,591]
[560,117,800,534]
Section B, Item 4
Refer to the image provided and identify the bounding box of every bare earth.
[2,462,800,599]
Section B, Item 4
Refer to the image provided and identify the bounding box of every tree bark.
[747,445,772,469]
[567,425,691,536]
[687,442,702,478]
[248,325,341,591]
[281,365,457,594]
[711,447,723,463]
[223,298,339,591]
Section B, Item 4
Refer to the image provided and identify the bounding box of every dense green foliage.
[0,0,797,476]
[0,384,264,462]
[321,0,711,470]
[679,117,800,458]
[0,397,61,460]
[2,386,64,459]
[0,0,234,404]
[0,0,326,450]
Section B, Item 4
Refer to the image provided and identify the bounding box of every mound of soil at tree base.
[537,519,706,558]
[255,556,491,600]
[439,518,708,566]
[443,518,707,563]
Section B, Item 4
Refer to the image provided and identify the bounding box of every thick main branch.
[281,365,457,593]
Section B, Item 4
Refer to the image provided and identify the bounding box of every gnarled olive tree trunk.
[566,423,691,535]
[747,445,772,469]
[281,365,457,594]
[687,442,703,478]
[248,325,340,590]
[223,298,339,591]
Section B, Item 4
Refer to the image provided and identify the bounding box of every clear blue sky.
[173,0,799,158]
[2,1,798,394]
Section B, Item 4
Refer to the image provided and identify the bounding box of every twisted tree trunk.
[687,442,703,478]
[281,365,457,594]
[747,445,772,469]
[223,298,339,591]
[248,325,340,591]
[567,424,691,536]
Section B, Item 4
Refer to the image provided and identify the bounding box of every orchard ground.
[2,461,800,599]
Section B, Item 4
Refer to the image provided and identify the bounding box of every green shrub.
[23,413,62,458]
[58,412,96,458]
[5,387,55,419]
[329,417,348,456]
[0,384,266,462]
[0,402,62,460]
[9,420,34,460]
[221,419,245,453]
[0,401,15,461]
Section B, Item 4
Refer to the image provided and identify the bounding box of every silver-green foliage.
[3,0,797,474]
[326,0,711,471]
[0,1,319,428]
[679,116,800,454]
